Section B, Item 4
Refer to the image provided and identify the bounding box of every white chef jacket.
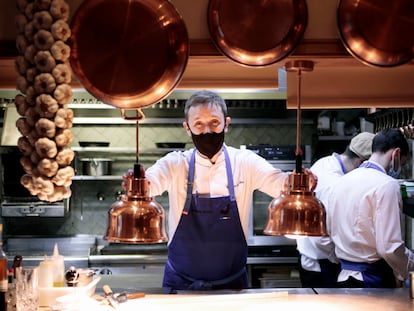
[327,160,414,281]
[145,144,288,243]
[296,153,342,272]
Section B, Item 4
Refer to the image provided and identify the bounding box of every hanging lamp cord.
[295,68,303,173]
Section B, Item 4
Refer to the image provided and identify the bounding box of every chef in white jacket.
[327,128,414,288]
[296,132,375,287]
[123,90,317,293]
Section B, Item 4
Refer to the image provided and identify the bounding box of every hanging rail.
[366,108,414,138]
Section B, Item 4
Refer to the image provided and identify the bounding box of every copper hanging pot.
[337,0,414,67]
[207,0,308,67]
[69,0,189,114]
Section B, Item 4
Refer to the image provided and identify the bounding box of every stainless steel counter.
[94,274,315,295]
[7,255,90,269]
[89,254,168,265]
[89,253,297,266]
[5,235,95,269]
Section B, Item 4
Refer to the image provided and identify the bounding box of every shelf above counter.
[71,147,174,178]
[72,147,186,155]
[317,135,353,141]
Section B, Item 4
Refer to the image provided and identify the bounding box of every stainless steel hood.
[0,69,313,147]
[0,85,320,147]
[66,87,289,124]
[0,67,287,120]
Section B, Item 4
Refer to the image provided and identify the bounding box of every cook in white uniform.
[296,132,374,288]
[124,90,317,292]
[327,128,414,288]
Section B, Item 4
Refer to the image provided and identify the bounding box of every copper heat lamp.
[263,60,327,237]
[105,111,168,243]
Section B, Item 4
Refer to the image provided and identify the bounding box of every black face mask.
[191,130,225,159]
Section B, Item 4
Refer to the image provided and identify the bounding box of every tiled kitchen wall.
[3,122,316,238]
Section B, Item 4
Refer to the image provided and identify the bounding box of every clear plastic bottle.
[51,244,65,287]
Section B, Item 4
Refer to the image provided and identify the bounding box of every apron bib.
[163,147,248,292]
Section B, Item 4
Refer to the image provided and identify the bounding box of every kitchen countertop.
[94,276,318,295]
[94,275,412,296]
[40,275,413,311]
[95,275,165,294]
[112,290,413,311]
[94,276,412,309]
[90,288,412,311]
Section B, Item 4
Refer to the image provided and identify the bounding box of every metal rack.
[366,108,414,137]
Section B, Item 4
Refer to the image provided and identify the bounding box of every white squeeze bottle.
[38,258,54,288]
[52,243,65,287]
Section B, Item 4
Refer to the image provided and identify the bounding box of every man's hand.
[121,169,134,190]
[288,168,318,192]
[303,167,318,192]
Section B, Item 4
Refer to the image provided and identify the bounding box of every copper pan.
[337,0,414,67]
[207,0,308,67]
[69,0,189,110]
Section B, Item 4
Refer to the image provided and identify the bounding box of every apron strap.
[334,153,346,174]
[359,161,385,173]
[182,149,196,215]
[223,146,236,202]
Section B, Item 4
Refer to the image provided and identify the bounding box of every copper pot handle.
[120,108,146,121]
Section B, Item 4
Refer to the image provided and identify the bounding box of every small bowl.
[77,269,96,286]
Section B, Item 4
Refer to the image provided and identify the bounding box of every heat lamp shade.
[263,191,327,237]
[105,198,168,244]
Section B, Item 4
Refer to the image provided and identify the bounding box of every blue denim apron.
[340,259,395,288]
[163,146,248,292]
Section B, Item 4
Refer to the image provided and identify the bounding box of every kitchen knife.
[103,284,120,309]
